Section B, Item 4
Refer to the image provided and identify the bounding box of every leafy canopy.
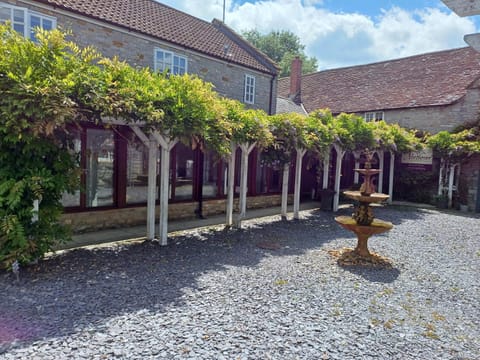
[242,29,318,77]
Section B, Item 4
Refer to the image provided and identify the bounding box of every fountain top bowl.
[355,168,381,176]
[343,190,389,203]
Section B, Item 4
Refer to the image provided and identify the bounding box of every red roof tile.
[34,0,277,74]
[278,47,480,113]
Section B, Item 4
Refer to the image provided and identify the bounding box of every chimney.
[289,56,302,104]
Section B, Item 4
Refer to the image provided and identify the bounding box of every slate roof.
[277,47,480,113]
[34,0,277,74]
[276,97,307,115]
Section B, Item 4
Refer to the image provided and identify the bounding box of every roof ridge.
[279,46,473,81]
[33,0,274,74]
[212,19,279,74]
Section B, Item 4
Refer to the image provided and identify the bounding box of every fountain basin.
[335,216,393,235]
[343,191,389,203]
[335,216,393,258]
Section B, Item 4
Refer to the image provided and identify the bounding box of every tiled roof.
[34,0,277,74]
[276,97,307,115]
[278,47,480,113]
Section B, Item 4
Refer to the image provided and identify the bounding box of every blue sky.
[159,0,479,71]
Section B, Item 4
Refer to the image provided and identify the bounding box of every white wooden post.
[388,151,395,204]
[131,126,157,241]
[32,199,39,223]
[438,158,445,196]
[322,149,330,190]
[153,132,178,245]
[226,142,236,226]
[293,148,307,219]
[234,142,256,228]
[353,150,361,184]
[333,144,345,212]
[448,163,456,208]
[281,162,290,220]
[377,150,385,194]
[146,136,158,240]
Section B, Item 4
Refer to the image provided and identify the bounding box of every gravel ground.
[0,206,479,360]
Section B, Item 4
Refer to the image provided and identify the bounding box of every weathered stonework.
[61,195,293,233]
[15,0,276,113]
[384,89,480,134]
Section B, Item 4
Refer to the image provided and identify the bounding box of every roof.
[276,97,307,115]
[277,47,480,113]
[34,0,278,74]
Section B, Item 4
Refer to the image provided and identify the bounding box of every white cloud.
[158,0,478,71]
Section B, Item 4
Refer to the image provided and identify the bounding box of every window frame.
[364,111,384,122]
[154,47,188,75]
[0,3,56,39]
[244,74,256,104]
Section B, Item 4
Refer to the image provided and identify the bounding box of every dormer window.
[154,48,187,75]
[0,3,56,41]
[364,111,384,122]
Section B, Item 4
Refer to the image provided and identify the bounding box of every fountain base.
[335,216,393,258]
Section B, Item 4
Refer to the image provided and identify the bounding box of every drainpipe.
[269,74,277,115]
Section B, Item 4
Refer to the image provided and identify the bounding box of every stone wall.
[384,89,480,133]
[61,194,293,233]
[16,0,275,113]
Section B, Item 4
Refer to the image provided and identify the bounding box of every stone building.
[278,49,480,212]
[1,0,287,231]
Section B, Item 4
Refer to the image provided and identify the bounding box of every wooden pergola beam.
[442,0,480,16]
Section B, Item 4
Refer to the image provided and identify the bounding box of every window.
[154,48,187,75]
[244,74,255,104]
[29,13,54,41]
[256,151,282,194]
[126,134,151,204]
[364,111,384,122]
[85,129,115,207]
[0,3,56,41]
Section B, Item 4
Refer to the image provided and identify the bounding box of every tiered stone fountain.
[335,150,393,258]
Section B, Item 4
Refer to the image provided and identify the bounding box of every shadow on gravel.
[339,265,401,284]
[0,206,430,350]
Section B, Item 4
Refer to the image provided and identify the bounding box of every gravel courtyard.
[1,206,479,359]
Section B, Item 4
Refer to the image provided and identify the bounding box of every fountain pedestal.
[335,216,392,257]
[334,150,393,259]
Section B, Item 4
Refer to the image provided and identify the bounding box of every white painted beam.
[333,144,345,212]
[322,150,330,190]
[377,150,385,194]
[131,125,150,147]
[438,159,445,196]
[293,148,307,220]
[146,135,158,240]
[234,142,256,228]
[442,0,480,16]
[153,133,178,246]
[226,142,237,226]
[281,163,290,220]
[448,163,456,208]
[388,152,395,204]
[353,151,361,184]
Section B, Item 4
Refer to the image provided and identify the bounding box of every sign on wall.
[401,148,433,171]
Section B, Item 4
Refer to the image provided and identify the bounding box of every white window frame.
[364,111,384,122]
[0,3,56,40]
[154,48,187,75]
[244,74,255,104]
[28,11,56,41]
